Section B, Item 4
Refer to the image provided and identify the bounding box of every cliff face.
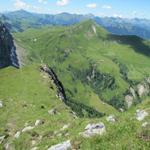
[0,23,19,68]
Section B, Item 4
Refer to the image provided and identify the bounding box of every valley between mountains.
[0,19,150,150]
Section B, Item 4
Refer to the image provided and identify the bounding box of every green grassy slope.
[14,20,150,111]
[0,66,149,150]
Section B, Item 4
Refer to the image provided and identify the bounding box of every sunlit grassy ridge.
[14,20,150,110]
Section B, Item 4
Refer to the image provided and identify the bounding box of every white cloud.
[86,3,97,9]
[14,0,30,9]
[113,14,123,18]
[57,0,69,6]
[102,5,112,9]
[38,0,47,5]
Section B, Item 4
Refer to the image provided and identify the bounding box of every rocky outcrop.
[40,65,66,101]
[48,140,71,150]
[137,83,149,98]
[124,78,150,109]
[136,109,148,121]
[0,23,19,68]
[81,122,106,138]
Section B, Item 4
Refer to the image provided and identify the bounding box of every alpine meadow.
[0,1,150,150]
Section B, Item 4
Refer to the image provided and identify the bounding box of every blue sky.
[0,0,150,19]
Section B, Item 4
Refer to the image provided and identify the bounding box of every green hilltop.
[14,20,150,110]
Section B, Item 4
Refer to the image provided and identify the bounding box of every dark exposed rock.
[81,122,106,138]
[0,22,19,68]
[40,65,66,101]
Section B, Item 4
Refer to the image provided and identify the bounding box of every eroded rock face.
[124,78,150,109]
[0,23,19,68]
[48,140,71,150]
[40,65,66,101]
[136,109,148,121]
[81,122,106,138]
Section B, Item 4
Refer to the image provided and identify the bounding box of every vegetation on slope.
[0,66,149,149]
[14,20,150,111]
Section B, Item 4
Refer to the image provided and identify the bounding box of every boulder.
[129,87,136,98]
[22,126,34,132]
[14,131,21,139]
[146,77,150,84]
[4,143,12,150]
[119,108,124,112]
[81,122,106,138]
[142,122,149,127]
[33,38,37,42]
[31,147,38,150]
[106,115,116,123]
[0,135,5,144]
[137,84,149,97]
[31,140,37,146]
[48,140,71,150]
[60,124,70,131]
[0,100,3,108]
[48,108,57,115]
[125,95,133,108]
[136,109,148,121]
[35,119,44,126]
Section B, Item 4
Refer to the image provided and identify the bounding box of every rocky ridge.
[0,23,19,68]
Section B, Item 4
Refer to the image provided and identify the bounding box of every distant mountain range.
[1,9,150,39]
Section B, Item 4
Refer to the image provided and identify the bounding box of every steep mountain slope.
[0,66,149,150]
[2,10,150,39]
[14,20,150,111]
[0,23,19,68]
